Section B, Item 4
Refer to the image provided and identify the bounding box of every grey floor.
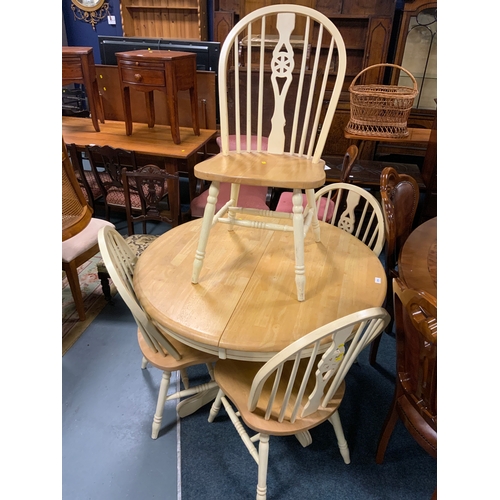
[62,291,181,500]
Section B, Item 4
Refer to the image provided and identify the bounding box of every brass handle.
[134,73,143,82]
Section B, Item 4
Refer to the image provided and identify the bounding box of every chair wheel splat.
[190,4,347,301]
[207,306,390,499]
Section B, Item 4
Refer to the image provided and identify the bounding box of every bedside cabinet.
[116,50,201,144]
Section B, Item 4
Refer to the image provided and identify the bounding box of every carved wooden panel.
[214,10,234,46]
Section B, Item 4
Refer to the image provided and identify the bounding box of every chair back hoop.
[122,165,180,232]
[340,144,359,182]
[248,307,390,423]
[393,277,437,423]
[86,145,138,194]
[380,167,420,269]
[218,4,346,162]
[314,182,385,256]
[97,226,181,360]
[62,140,93,241]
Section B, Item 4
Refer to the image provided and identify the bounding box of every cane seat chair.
[376,277,437,495]
[98,226,219,439]
[208,307,390,500]
[275,144,358,220]
[369,167,420,365]
[312,182,385,256]
[67,143,103,211]
[62,139,115,321]
[97,164,181,301]
[191,4,347,301]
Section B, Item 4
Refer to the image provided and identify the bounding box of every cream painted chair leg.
[305,188,321,242]
[256,434,270,500]
[329,410,350,464]
[192,181,220,283]
[208,388,224,423]
[292,189,306,301]
[205,362,215,381]
[180,368,190,389]
[152,370,172,439]
[294,430,312,447]
[228,183,240,230]
[141,356,148,369]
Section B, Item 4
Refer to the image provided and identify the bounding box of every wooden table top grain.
[133,217,387,361]
[62,116,216,160]
[399,217,437,298]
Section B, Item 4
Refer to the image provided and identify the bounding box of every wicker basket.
[345,63,418,139]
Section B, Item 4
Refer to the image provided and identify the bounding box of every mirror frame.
[70,0,110,30]
[71,0,106,12]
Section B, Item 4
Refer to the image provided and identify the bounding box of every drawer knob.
[134,73,143,82]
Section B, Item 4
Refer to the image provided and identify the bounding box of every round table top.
[399,217,437,298]
[133,218,387,361]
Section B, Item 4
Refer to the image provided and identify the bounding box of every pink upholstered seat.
[191,182,269,218]
[62,217,115,321]
[275,191,335,222]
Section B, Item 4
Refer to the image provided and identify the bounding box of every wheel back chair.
[369,167,420,365]
[98,226,219,439]
[208,307,390,500]
[191,4,347,301]
[376,277,436,498]
[310,182,385,256]
[96,164,181,302]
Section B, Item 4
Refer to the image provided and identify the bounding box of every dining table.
[399,216,437,297]
[133,216,387,362]
[62,115,217,201]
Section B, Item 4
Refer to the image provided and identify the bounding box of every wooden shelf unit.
[120,0,208,40]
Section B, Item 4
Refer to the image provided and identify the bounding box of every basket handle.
[349,63,418,91]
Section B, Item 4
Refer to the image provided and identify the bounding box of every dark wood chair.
[376,277,436,497]
[85,144,139,221]
[123,164,181,233]
[369,166,420,366]
[97,164,181,302]
[67,143,103,211]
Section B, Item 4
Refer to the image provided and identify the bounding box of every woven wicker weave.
[62,139,92,241]
[345,64,418,139]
